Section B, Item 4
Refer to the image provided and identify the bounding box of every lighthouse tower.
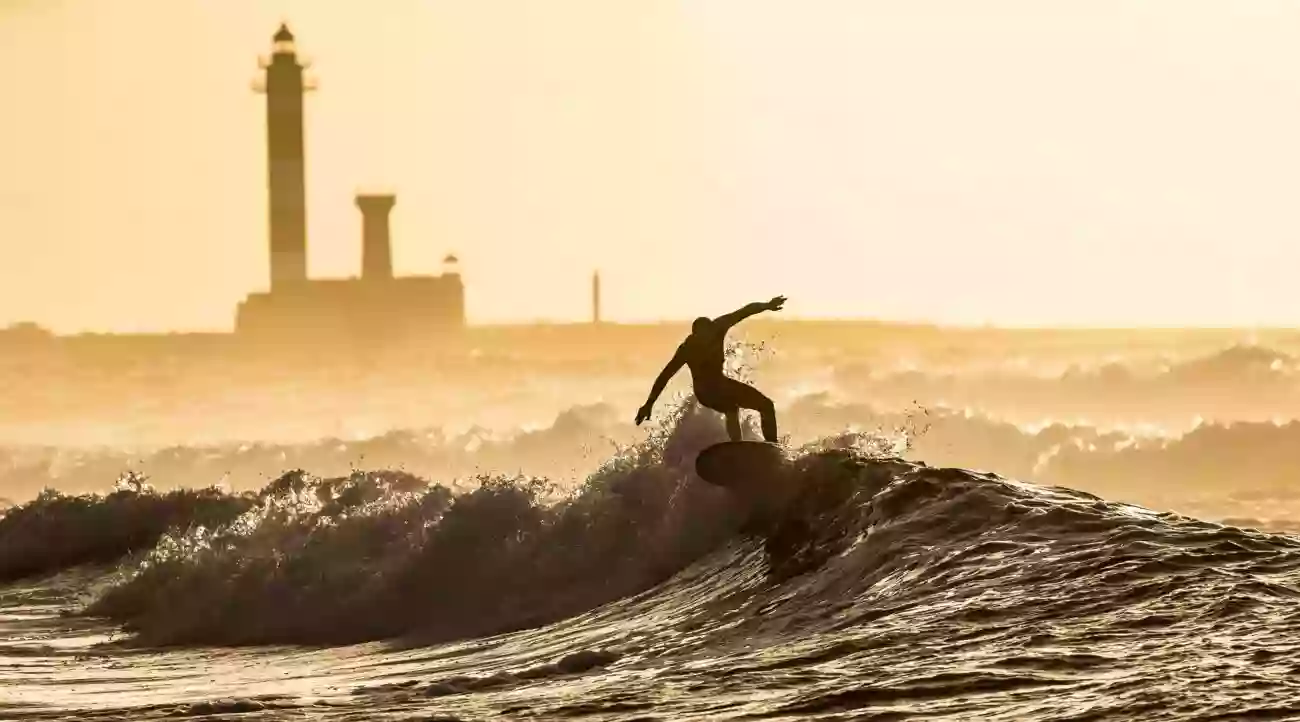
[254,24,316,291]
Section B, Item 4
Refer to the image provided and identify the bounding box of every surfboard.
[694,440,788,491]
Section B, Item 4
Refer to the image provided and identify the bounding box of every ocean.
[4,394,1300,721]
[4,332,1300,720]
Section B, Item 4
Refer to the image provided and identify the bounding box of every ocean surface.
[4,401,1300,721]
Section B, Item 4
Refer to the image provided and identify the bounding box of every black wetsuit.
[637,299,783,443]
[679,328,767,414]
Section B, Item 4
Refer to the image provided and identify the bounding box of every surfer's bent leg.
[724,379,778,443]
[724,410,742,441]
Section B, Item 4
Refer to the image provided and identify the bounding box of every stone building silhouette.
[236,24,465,344]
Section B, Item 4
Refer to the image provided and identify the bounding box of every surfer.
[635,296,786,443]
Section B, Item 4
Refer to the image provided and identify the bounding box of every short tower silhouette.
[356,194,396,281]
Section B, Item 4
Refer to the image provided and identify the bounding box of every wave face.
[5,404,1300,719]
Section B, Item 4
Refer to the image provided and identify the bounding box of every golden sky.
[2,0,1300,332]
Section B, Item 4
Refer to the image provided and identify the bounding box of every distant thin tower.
[592,271,602,324]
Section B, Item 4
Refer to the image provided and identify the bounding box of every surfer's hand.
[766,295,787,311]
[635,403,653,425]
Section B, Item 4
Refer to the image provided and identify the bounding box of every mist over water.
[3,326,1300,719]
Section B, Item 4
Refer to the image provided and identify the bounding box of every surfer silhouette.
[635,296,786,443]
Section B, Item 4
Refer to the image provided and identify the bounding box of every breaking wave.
[77,401,747,646]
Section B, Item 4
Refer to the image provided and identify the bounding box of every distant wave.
[831,342,1300,426]
[0,401,638,502]
[6,393,1300,534]
[3,337,1299,451]
[782,395,1300,520]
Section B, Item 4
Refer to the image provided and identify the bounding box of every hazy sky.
[3,0,1300,332]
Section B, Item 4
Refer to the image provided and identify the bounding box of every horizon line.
[11,316,1296,338]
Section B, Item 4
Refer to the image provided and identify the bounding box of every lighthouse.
[254,24,316,291]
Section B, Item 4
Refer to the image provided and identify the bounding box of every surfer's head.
[692,316,713,335]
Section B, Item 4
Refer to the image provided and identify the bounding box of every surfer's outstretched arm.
[636,345,687,425]
[713,295,787,332]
